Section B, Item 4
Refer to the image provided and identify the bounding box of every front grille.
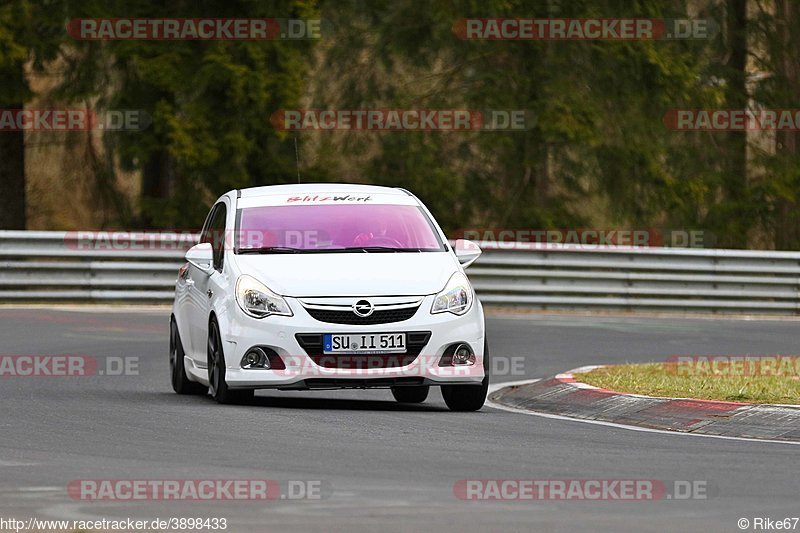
[295,331,431,369]
[304,305,419,325]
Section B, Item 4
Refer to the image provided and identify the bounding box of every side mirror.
[186,243,214,274]
[454,239,482,268]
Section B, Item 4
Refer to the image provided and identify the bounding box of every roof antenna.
[294,136,301,183]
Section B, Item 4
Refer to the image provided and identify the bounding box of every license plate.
[323,333,406,354]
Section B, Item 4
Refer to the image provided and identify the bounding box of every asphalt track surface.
[0,307,798,532]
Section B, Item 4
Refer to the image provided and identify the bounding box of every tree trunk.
[773,0,800,250]
[140,149,174,228]
[0,63,26,229]
[721,0,748,248]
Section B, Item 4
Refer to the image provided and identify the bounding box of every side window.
[209,203,227,272]
[200,206,217,245]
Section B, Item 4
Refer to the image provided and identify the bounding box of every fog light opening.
[452,343,476,366]
[241,347,271,369]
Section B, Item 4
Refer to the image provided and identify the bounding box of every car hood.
[232,252,459,297]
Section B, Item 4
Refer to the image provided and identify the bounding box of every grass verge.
[579,363,800,405]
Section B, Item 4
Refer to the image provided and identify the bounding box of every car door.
[186,203,226,362]
[174,206,214,359]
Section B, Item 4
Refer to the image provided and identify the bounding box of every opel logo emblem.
[353,299,374,317]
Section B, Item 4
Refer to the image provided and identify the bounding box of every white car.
[170,184,488,411]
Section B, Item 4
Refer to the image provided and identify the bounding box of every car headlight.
[235,275,293,318]
[431,272,473,315]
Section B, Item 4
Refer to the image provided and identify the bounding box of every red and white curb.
[487,366,800,445]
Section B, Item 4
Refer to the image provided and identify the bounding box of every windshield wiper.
[238,246,302,254]
[238,246,426,254]
[334,246,423,253]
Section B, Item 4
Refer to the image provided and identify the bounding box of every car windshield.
[235,204,446,253]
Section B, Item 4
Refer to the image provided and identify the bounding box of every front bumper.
[198,294,485,389]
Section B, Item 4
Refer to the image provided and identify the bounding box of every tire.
[441,338,489,412]
[170,319,207,395]
[391,385,429,403]
[207,318,254,405]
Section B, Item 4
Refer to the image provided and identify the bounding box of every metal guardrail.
[2,230,800,314]
[0,231,186,301]
[467,242,800,313]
